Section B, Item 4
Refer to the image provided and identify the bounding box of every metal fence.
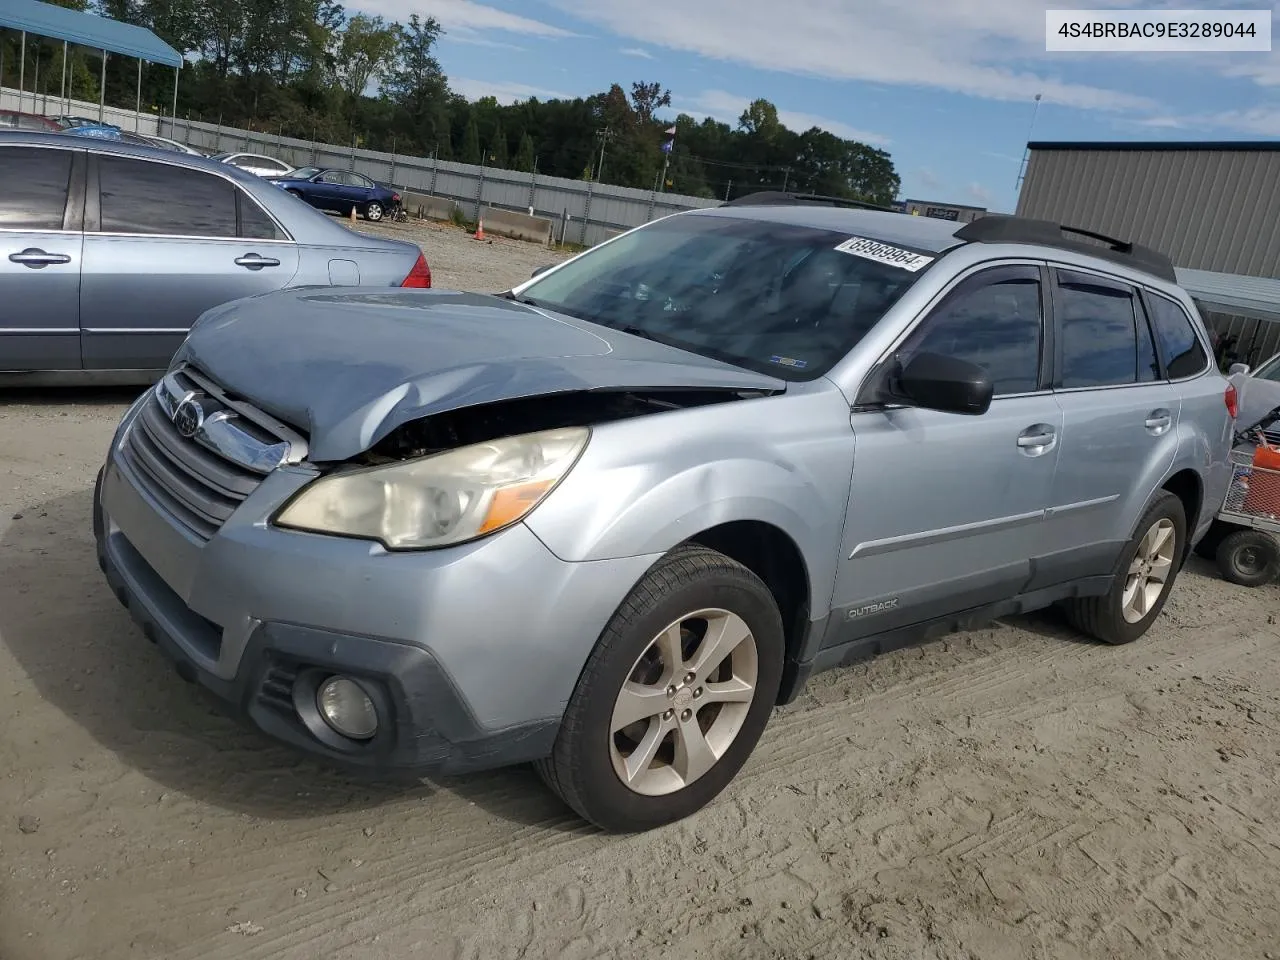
[1,84,720,247]
[1,84,158,132]
[160,117,719,248]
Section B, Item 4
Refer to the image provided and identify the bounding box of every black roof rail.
[722,190,896,213]
[954,214,1176,283]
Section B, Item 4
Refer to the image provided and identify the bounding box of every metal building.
[1016,141,1280,368]
[898,198,987,222]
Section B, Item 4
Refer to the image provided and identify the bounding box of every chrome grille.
[118,366,307,541]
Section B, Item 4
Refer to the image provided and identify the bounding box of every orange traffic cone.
[349,205,357,222]
[473,218,485,240]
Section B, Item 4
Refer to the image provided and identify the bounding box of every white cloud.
[916,168,941,189]
[678,89,891,146]
[356,0,576,38]
[620,47,654,59]
[967,182,993,204]
[447,35,527,51]
[1125,107,1280,137]
[1221,56,1280,87]
[448,77,574,104]
[548,0,1159,113]
[1197,108,1280,137]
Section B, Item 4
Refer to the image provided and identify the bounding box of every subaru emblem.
[172,397,204,438]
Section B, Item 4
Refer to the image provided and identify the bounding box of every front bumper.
[93,404,661,775]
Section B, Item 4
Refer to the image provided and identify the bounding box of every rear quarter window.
[1147,294,1209,378]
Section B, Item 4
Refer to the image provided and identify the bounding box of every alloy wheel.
[1122,517,1176,623]
[609,609,758,796]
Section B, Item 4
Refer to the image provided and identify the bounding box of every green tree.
[460,114,481,164]
[513,132,535,173]
[629,80,671,124]
[384,14,449,159]
[331,14,397,101]
[384,15,446,113]
[486,121,508,167]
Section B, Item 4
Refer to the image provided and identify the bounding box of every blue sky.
[352,0,1280,212]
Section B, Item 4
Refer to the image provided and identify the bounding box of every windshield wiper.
[497,291,594,322]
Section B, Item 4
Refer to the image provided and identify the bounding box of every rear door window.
[98,156,238,238]
[1055,271,1144,388]
[239,194,284,241]
[0,146,73,230]
[1147,293,1210,378]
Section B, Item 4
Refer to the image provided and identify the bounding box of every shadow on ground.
[0,484,593,834]
[0,386,147,408]
[5,479,1226,834]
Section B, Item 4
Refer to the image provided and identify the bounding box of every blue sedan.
[268,167,401,222]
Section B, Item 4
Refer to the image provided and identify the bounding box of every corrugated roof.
[1029,140,1280,153]
[0,0,182,67]
[1176,267,1280,322]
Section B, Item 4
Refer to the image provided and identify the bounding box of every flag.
[664,125,677,136]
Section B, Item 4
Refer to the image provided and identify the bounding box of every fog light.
[316,676,378,740]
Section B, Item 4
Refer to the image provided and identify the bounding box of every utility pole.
[594,126,614,182]
[781,166,791,192]
[724,179,732,201]
[1014,93,1043,192]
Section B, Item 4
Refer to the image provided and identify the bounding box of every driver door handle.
[1016,424,1057,456]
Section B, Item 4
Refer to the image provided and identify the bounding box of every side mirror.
[892,351,993,415]
[530,264,556,279]
[1229,362,1250,376]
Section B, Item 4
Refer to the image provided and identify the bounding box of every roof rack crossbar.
[953,214,1175,283]
[721,191,895,213]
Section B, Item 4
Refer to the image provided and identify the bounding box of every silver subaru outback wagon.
[94,194,1235,832]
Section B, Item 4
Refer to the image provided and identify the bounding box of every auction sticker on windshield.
[834,236,934,272]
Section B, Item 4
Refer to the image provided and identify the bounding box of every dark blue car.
[268,167,401,222]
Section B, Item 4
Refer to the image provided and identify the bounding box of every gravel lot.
[2,223,1279,960]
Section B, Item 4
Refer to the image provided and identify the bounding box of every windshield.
[1254,355,1280,380]
[518,213,931,380]
[289,167,321,179]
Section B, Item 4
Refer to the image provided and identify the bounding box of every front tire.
[1216,529,1280,587]
[537,545,783,832]
[364,202,384,222]
[1063,491,1186,645]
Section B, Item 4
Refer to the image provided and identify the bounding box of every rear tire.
[1063,491,1186,645]
[1215,529,1280,587]
[537,545,784,833]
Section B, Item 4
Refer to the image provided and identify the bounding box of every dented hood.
[175,288,785,461]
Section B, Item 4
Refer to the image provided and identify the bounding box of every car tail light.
[1225,382,1239,419]
[401,252,431,288]
[392,192,401,203]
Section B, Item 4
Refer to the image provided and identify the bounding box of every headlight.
[273,426,589,549]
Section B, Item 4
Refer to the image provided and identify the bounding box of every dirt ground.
[2,224,1280,960]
